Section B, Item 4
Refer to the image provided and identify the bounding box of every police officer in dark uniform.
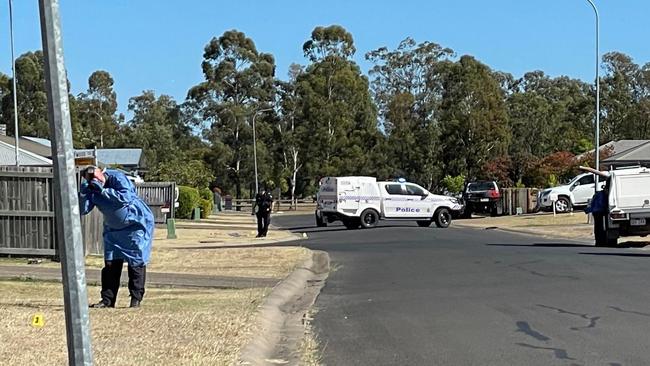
[252,187,273,237]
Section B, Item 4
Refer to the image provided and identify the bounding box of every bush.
[199,187,212,201]
[441,174,465,195]
[177,186,200,219]
[200,199,213,219]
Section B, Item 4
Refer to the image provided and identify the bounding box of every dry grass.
[299,309,323,366]
[147,246,311,279]
[0,280,269,366]
[461,212,590,228]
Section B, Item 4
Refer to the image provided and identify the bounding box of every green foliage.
[199,187,213,201]
[74,70,120,148]
[150,159,215,189]
[0,51,49,138]
[199,199,213,219]
[177,186,201,219]
[186,30,276,200]
[297,25,380,179]
[439,56,510,180]
[515,179,526,189]
[547,174,559,188]
[441,175,465,195]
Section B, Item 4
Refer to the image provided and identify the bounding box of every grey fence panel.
[0,166,56,256]
[135,182,176,224]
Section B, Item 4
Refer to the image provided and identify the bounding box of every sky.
[1,0,649,116]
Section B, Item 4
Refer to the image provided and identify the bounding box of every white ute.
[594,166,650,246]
[315,176,462,229]
[538,172,606,213]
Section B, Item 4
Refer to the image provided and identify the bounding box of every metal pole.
[38,1,93,365]
[586,0,600,192]
[9,0,20,166]
[252,108,272,194]
[252,112,259,194]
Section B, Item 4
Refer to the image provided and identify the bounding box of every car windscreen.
[467,182,494,192]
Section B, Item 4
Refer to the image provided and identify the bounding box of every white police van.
[315,176,462,229]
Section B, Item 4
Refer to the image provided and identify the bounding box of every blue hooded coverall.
[80,169,154,307]
[80,169,154,266]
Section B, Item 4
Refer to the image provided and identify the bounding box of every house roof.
[0,135,52,157]
[76,148,144,167]
[0,140,53,166]
[23,136,52,148]
[575,140,649,161]
[602,141,650,165]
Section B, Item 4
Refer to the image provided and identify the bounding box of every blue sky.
[1,0,649,116]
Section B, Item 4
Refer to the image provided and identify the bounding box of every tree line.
[1,25,649,200]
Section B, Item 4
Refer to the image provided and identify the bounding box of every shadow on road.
[487,243,594,248]
[488,242,650,249]
[282,224,422,233]
[579,252,650,258]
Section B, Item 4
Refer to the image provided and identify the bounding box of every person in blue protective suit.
[79,166,154,308]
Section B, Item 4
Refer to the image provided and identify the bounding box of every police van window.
[385,184,405,195]
[578,175,594,185]
[406,184,426,196]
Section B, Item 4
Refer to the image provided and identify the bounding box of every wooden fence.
[0,166,56,256]
[0,166,176,257]
[224,198,316,212]
[499,188,541,215]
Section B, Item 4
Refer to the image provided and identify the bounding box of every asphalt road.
[274,214,650,366]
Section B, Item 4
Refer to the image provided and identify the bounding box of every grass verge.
[0,280,269,366]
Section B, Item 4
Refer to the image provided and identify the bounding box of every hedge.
[200,199,213,219]
[177,186,201,219]
[199,187,212,201]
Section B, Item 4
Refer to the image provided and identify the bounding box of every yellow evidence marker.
[31,313,45,328]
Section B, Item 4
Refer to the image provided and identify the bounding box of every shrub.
[199,187,212,201]
[200,199,213,219]
[177,186,200,219]
[441,174,465,195]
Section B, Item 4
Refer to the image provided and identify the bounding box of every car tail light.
[488,188,501,198]
[610,212,627,220]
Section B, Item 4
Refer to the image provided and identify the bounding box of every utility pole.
[9,0,20,165]
[39,0,93,364]
[585,0,601,192]
[252,108,273,193]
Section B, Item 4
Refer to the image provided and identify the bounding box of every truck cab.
[316,176,462,229]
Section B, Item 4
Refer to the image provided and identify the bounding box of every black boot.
[130,297,141,308]
[90,301,112,308]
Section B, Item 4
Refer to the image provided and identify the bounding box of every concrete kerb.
[239,250,330,365]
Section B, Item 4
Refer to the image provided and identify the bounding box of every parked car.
[461,181,501,218]
[538,173,606,213]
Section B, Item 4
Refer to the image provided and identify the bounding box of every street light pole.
[9,0,20,166]
[586,0,600,192]
[39,0,93,364]
[251,108,273,193]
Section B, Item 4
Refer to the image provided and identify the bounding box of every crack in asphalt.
[515,321,550,341]
[609,306,650,317]
[537,304,601,331]
[515,343,576,361]
[508,260,579,280]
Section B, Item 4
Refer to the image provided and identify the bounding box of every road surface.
[275,214,650,366]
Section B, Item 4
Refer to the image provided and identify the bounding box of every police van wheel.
[417,220,432,227]
[360,209,379,229]
[434,208,452,228]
